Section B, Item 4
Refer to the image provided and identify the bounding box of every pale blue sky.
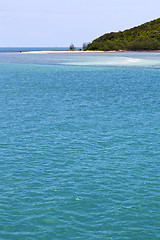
[0,0,159,47]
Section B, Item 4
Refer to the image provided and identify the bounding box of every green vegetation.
[82,43,88,51]
[87,18,160,51]
[69,43,75,50]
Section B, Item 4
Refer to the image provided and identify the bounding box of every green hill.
[87,18,160,51]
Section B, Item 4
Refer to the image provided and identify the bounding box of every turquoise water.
[0,52,160,239]
[0,47,72,52]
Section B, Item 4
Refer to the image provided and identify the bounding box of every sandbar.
[20,50,105,54]
[20,50,160,54]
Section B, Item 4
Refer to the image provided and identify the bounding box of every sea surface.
[0,47,71,52]
[0,50,160,240]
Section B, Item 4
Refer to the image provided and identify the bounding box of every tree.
[86,18,160,51]
[69,43,75,51]
[82,43,88,51]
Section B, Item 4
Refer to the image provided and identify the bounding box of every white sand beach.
[20,50,160,54]
[20,50,106,54]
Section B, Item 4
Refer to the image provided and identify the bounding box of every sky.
[0,0,160,47]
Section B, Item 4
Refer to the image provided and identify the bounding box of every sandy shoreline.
[20,50,160,54]
[20,50,105,54]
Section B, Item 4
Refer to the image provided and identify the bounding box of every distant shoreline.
[20,50,160,54]
[20,50,105,54]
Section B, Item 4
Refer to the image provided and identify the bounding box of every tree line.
[69,43,88,51]
[86,18,160,51]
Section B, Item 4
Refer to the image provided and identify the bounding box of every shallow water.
[0,51,160,68]
[0,52,160,239]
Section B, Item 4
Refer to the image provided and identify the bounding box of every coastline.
[20,50,160,54]
[20,50,105,54]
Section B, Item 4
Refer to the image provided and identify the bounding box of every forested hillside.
[87,18,160,51]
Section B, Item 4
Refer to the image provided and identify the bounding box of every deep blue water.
[0,52,160,239]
